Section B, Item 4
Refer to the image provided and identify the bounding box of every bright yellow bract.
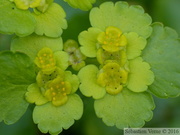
[97,26,127,52]
[97,62,128,95]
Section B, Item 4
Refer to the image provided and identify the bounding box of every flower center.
[97,26,127,52]
[35,47,56,74]
[97,62,128,95]
[36,67,64,87]
[44,77,72,106]
[97,48,127,66]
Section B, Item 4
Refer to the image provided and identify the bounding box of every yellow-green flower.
[26,47,80,106]
[24,47,83,134]
[64,39,86,71]
[64,0,96,11]
[78,1,154,97]
[78,1,155,129]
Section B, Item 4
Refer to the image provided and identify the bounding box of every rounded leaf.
[11,34,63,60]
[0,51,36,124]
[94,88,155,128]
[54,51,69,70]
[25,83,48,105]
[90,1,152,38]
[125,32,147,60]
[79,27,102,57]
[33,3,67,38]
[64,0,96,11]
[64,71,80,94]
[142,23,180,98]
[33,94,83,135]
[127,57,154,92]
[0,0,36,36]
[78,65,106,99]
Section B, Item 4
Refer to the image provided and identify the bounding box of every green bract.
[0,51,36,124]
[78,1,155,128]
[33,3,67,38]
[64,0,96,11]
[11,34,63,60]
[0,0,36,36]
[33,94,83,135]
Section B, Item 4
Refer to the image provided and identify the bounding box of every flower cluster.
[78,1,155,128]
[0,0,180,135]
[25,47,80,106]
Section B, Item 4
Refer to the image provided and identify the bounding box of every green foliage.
[11,34,63,60]
[33,94,83,135]
[142,23,180,98]
[90,1,152,38]
[0,51,35,124]
[0,0,180,134]
[33,3,67,38]
[78,65,106,99]
[0,0,36,37]
[95,88,155,128]
[127,57,154,92]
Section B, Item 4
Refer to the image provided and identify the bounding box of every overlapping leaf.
[0,51,36,124]
[142,23,180,98]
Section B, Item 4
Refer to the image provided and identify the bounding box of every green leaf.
[142,23,180,98]
[0,51,36,124]
[127,57,154,92]
[11,34,63,61]
[0,0,35,37]
[54,51,69,70]
[125,32,147,60]
[64,0,96,11]
[64,71,80,94]
[33,94,83,135]
[78,65,106,99]
[25,83,48,105]
[90,1,152,38]
[33,3,67,38]
[79,27,102,57]
[94,88,155,128]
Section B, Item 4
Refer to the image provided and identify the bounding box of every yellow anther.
[52,92,56,96]
[61,82,65,85]
[63,93,67,96]
[50,87,54,91]
[53,97,56,101]
[97,62,128,95]
[56,85,60,89]
[40,60,44,63]
[46,64,50,67]
[97,26,127,52]
[39,57,42,60]
[62,87,65,91]
[43,53,47,57]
